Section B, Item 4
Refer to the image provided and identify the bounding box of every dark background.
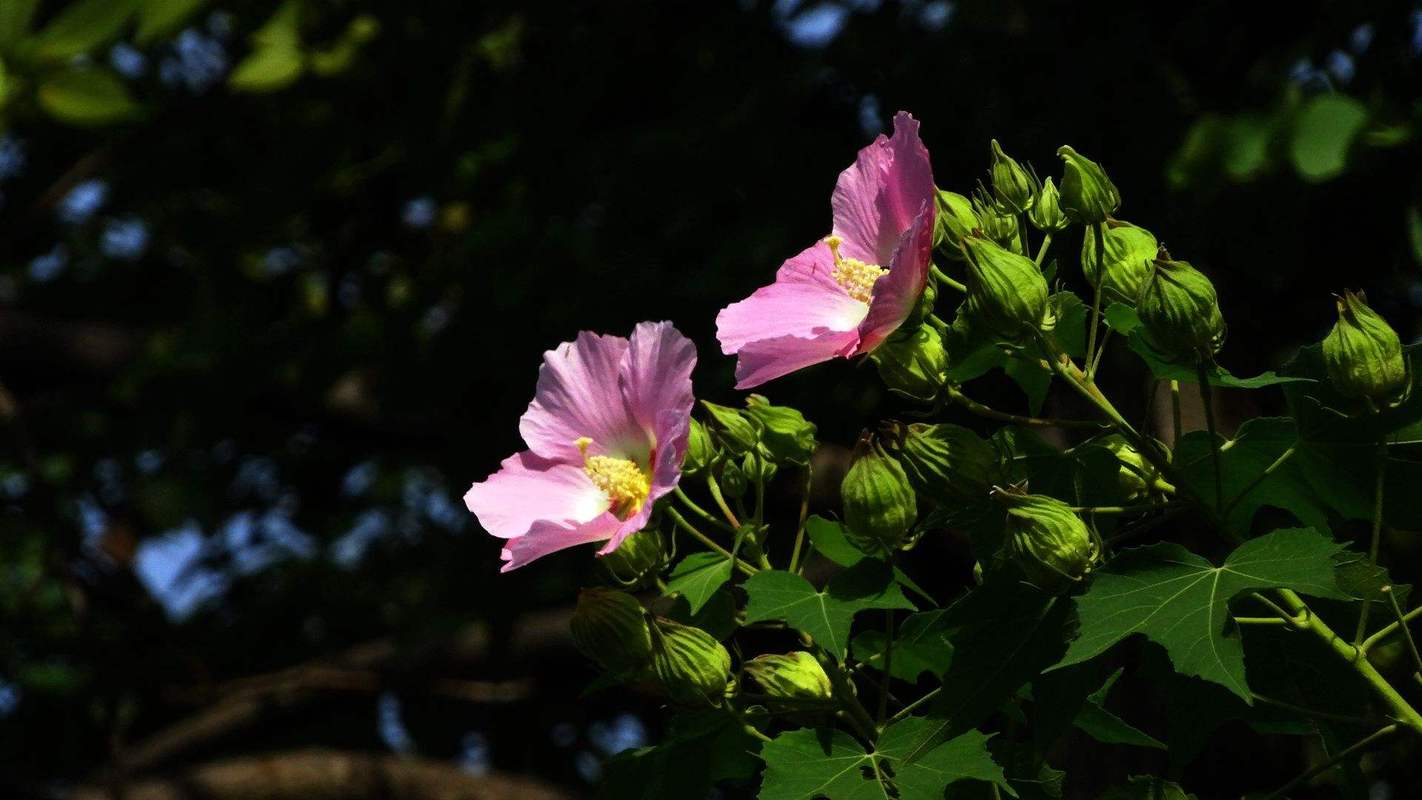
[1,0,1420,797]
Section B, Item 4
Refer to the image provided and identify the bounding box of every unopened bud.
[989,139,1038,214]
[1098,434,1173,500]
[870,326,948,401]
[994,487,1099,593]
[742,449,777,484]
[935,190,980,254]
[599,528,670,586]
[649,617,732,706]
[719,457,748,499]
[701,401,760,454]
[571,588,653,673]
[1081,220,1157,304]
[971,190,1021,253]
[683,419,716,476]
[841,436,918,554]
[1028,176,1069,233]
[962,236,1054,340]
[744,395,817,465]
[895,422,1000,505]
[742,651,832,701]
[1323,290,1408,405]
[1056,146,1120,225]
[1137,257,1226,364]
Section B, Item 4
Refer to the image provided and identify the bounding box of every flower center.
[577,437,651,519]
[825,235,887,305]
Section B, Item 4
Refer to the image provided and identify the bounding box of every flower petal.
[464,451,608,539]
[857,199,935,352]
[830,111,935,266]
[620,321,697,444]
[520,331,643,462]
[729,328,861,389]
[716,242,868,356]
[500,515,622,572]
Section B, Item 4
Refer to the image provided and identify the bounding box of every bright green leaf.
[851,609,954,681]
[666,552,732,615]
[34,0,139,60]
[805,515,862,568]
[229,45,305,92]
[743,560,914,660]
[38,67,140,125]
[1290,94,1369,182]
[0,0,40,47]
[135,0,209,46]
[1055,528,1351,701]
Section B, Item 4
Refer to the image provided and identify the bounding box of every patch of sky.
[59,179,108,225]
[377,692,417,754]
[28,245,68,283]
[0,136,26,181]
[109,43,147,78]
[101,217,150,261]
[402,196,437,229]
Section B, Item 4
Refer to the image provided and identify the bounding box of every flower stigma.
[576,437,651,519]
[825,235,888,305]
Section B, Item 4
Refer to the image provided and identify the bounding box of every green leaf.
[851,609,954,681]
[34,0,139,59]
[1055,528,1351,701]
[1282,341,1422,444]
[666,552,733,615]
[743,560,914,660]
[37,67,140,125]
[1047,291,1088,358]
[1072,669,1166,750]
[600,711,760,799]
[1105,304,1310,389]
[0,0,40,47]
[806,515,864,568]
[1408,205,1422,267]
[1290,94,1369,182]
[757,720,1013,800]
[229,45,305,92]
[135,0,209,45]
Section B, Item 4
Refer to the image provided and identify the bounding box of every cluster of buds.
[571,588,733,706]
[992,486,1100,593]
[840,434,918,555]
[934,189,980,254]
[1322,290,1409,408]
[1137,256,1226,364]
[962,235,1054,341]
[694,396,818,498]
[888,421,1002,506]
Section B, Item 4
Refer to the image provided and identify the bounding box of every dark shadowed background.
[1,0,1420,797]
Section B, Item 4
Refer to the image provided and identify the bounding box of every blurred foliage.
[0,0,1418,798]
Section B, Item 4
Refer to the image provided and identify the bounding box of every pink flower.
[464,322,696,572]
[716,111,936,388]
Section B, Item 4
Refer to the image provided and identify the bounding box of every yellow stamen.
[825,235,887,305]
[577,437,651,519]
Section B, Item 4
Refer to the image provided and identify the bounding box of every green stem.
[1249,591,1306,628]
[1277,589,1422,736]
[664,507,758,576]
[1233,616,1292,626]
[1354,452,1387,645]
[945,385,1106,431]
[1250,692,1381,726]
[888,686,941,724]
[1069,502,1178,515]
[674,487,738,535]
[930,264,967,293]
[877,609,895,726]
[1017,213,1031,258]
[789,465,813,575]
[1261,724,1398,800]
[1363,603,1422,652]
[1221,444,1297,519]
[1196,362,1223,515]
[706,475,742,529]
[1033,232,1053,267]
[814,647,878,743]
[1169,379,1183,446]
[1384,586,1422,678]
[1084,223,1106,380]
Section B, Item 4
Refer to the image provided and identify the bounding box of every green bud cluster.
[744,395,817,465]
[1081,220,1157,304]
[1056,146,1120,225]
[570,588,653,674]
[989,139,1039,215]
[683,419,715,477]
[701,400,759,455]
[648,616,733,706]
[892,422,1001,505]
[870,326,948,402]
[1322,290,1408,405]
[934,189,980,254]
[994,487,1099,593]
[1028,176,1069,233]
[1137,256,1225,364]
[742,651,832,702]
[841,436,918,555]
[971,188,1022,253]
[962,235,1054,340]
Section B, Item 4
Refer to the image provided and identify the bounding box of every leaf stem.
[1261,723,1398,800]
[789,465,813,575]
[930,264,967,293]
[1069,502,1178,515]
[706,475,742,529]
[1221,444,1298,519]
[674,487,737,535]
[1034,233,1053,267]
[1250,692,1381,726]
[813,647,878,744]
[1084,223,1106,380]
[1384,586,1422,678]
[1362,603,1422,653]
[887,686,941,724]
[1169,379,1182,446]
[944,385,1106,431]
[664,506,758,576]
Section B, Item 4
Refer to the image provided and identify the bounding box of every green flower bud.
[1322,290,1408,404]
[1028,176,1069,233]
[1081,220,1157,304]
[989,139,1038,214]
[744,395,817,465]
[994,487,1099,593]
[742,651,832,701]
[971,190,1022,253]
[742,449,777,484]
[935,190,980,254]
[599,528,670,586]
[1097,434,1173,500]
[648,616,732,706]
[570,588,653,673]
[1137,257,1226,364]
[719,457,748,499]
[1056,146,1120,225]
[701,400,760,455]
[841,436,918,554]
[894,422,1000,505]
[962,235,1054,340]
[870,326,948,401]
[683,418,716,476]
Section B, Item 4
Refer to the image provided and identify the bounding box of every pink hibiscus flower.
[464,322,696,572]
[715,111,936,388]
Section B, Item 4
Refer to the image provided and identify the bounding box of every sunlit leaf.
[743,560,914,660]
[1290,94,1369,182]
[665,552,732,615]
[38,67,140,125]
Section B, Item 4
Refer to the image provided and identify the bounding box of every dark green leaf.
[1106,304,1308,389]
[851,609,954,681]
[38,67,140,125]
[1072,669,1165,750]
[666,552,732,615]
[743,560,915,659]
[135,0,209,46]
[34,0,139,59]
[600,711,760,799]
